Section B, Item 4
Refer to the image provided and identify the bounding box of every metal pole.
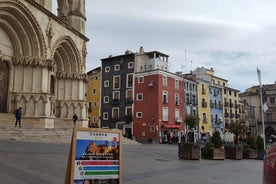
[260,88,266,151]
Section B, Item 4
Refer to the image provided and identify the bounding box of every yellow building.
[87,67,101,127]
[197,81,212,138]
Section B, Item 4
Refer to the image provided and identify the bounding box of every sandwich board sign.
[65,128,122,184]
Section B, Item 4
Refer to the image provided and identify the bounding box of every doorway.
[0,61,9,113]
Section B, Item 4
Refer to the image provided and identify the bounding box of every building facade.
[101,51,135,138]
[133,70,184,143]
[87,67,101,127]
[240,84,276,141]
[0,0,89,127]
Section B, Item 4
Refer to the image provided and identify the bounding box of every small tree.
[184,115,200,142]
[210,131,223,148]
[185,115,199,129]
[228,122,248,144]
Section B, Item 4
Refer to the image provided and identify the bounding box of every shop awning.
[163,124,183,129]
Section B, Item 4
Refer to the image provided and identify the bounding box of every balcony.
[230,113,235,118]
[201,89,206,94]
[124,115,133,123]
[111,117,119,122]
[235,104,239,109]
[125,97,133,104]
[112,99,120,105]
[202,101,207,107]
[230,103,234,108]
[175,117,182,123]
[224,102,229,107]
[225,113,229,117]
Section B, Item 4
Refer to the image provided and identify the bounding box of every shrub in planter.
[224,144,242,160]
[256,135,264,154]
[242,142,257,159]
[178,142,200,160]
[201,131,225,160]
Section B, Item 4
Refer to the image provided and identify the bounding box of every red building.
[133,70,185,143]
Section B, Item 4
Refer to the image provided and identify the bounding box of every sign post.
[65,128,122,184]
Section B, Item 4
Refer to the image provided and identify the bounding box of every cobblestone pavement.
[0,141,263,184]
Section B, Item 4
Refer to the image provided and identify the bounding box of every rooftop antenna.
[184,49,187,73]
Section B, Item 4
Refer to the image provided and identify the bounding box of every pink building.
[133,70,185,143]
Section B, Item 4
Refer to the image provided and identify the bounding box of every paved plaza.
[0,140,263,184]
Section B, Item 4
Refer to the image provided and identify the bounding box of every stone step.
[0,113,141,144]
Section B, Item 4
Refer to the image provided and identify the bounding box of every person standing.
[15,107,22,127]
[72,113,78,127]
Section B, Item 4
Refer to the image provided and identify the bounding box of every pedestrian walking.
[72,113,78,127]
[15,107,22,127]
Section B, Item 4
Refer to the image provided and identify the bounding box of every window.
[163,76,167,86]
[126,89,133,98]
[104,80,109,87]
[128,62,133,69]
[50,75,55,94]
[113,91,120,100]
[175,93,179,105]
[105,66,110,72]
[114,64,120,71]
[92,88,96,94]
[126,107,132,116]
[104,96,109,103]
[138,76,144,83]
[136,93,143,101]
[270,97,275,104]
[136,112,142,118]
[150,126,155,132]
[88,102,92,112]
[112,108,119,119]
[163,91,168,104]
[126,73,133,88]
[203,113,207,123]
[175,109,180,118]
[175,79,179,89]
[162,107,168,121]
[113,76,120,89]
[103,112,108,120]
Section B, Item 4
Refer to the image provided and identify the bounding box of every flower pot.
[201,147,225,160]
[178,142,200,160]
[243,149,257,159]
[225,145,243,160]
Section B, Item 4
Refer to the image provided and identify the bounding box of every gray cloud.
[85,0,276,92]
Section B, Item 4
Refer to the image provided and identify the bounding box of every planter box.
[243,149,257,159]
[202,148,225,160]
[178,142,200,160]
[225,145,243,160]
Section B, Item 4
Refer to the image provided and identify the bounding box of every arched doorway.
[265,126,276,142]
[0,60,9,113]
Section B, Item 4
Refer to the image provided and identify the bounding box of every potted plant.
[224,144,242,160]
[201,131,225,160]
[228,122,248,145]
[242,136,258,159]
[178,115,200,160]
[224,122,247,159]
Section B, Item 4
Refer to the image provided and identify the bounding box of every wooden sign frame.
[65,128,122,184]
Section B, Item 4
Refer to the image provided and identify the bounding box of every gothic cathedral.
[0,0,89,127]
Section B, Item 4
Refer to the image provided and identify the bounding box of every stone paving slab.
[0,141,263,184]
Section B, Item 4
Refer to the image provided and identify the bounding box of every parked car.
[263,135,276,184]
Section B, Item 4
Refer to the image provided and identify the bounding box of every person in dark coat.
[72,113,78,127]
[15,107,22,127]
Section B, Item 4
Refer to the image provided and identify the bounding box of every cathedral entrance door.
[0,61,8,113]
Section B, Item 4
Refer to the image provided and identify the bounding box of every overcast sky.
[59,0,276,92]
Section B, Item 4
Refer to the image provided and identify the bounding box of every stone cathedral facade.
[0,0,89,128]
